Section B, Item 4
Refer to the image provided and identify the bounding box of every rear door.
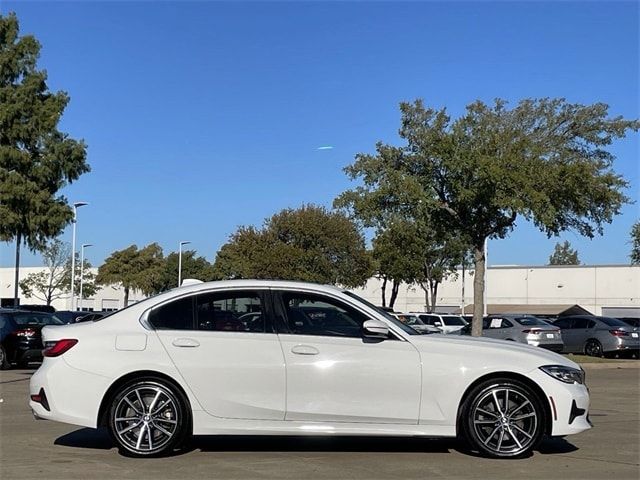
[151,288,286,420]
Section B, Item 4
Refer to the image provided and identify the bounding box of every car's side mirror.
[362,319,389,338]
[435,321,442,327]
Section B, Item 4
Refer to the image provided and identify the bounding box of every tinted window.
[598,317,629,327]
[502,319,514,328]
[514,317,548,326]
[554,318,572,329]
[282,292,367,338]
[442,316,466,326]
[12,312,64,326]
[196,291,264,332]
[572,318,591,329]
[149,296,194,330]
[341,291,419,336]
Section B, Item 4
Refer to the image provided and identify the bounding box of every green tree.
[96,243,164,307]
[631,221,640,265]
[0,13,90,306]
[18,239,96,306]
[371,221,421,308]
[157,250,215,291]
[337,98,637,336]
[369,219,466,312]
[213,205,372,288]
[548,240,580,265]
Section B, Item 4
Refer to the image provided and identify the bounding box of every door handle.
[172,338,200,348]
[291,344,320,355]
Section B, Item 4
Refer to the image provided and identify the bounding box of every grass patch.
[565,354,636,363]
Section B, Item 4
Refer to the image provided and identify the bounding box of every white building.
[1,264,638,318]
[353,264,640,318]
[0,267,145,311]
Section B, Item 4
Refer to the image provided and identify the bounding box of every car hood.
[408,333,579,370]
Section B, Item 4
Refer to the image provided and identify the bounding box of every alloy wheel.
[585,340,603,357]
[471,386,538,456]
[112,383,180,454]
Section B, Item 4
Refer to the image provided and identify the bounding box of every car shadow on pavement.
[54,429,578,458]
[55,427,114,450]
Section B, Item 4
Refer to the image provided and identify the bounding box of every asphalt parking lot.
[1,365,638,480]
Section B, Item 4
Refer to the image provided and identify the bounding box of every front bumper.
[528,368,591,437]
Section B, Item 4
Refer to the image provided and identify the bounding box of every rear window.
[12,312,64,326]
[441,316,466,326]
[598,317,629,327]
[515,317,548,326]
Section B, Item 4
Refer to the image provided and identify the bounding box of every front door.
[274,290,422,424]
[152,289,286,420]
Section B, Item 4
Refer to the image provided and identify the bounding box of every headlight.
[539,365,585,385]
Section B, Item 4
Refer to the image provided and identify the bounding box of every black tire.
[584,339,603,357]
[107,377,191,457]
[0,345,11,370]
[460,378,545,458]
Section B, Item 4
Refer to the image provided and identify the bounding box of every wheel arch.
[455,371,552,437]
[97,370,192,428]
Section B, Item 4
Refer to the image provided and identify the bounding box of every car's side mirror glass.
[362,319,389,338]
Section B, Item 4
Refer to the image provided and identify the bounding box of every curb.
[578,362,640,369]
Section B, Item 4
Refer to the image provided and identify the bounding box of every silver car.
[481,315,564,352]
[553,315,640,357]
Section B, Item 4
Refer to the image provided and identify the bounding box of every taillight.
[522,329,540,334]
[14,328,36,337]
[43,339,78,357]
[609,330,629,337]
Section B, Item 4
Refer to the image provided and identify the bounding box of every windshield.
[515,316,549,326]
[599,317,630,327]
[441,315,466,326]
[342,291,419,335]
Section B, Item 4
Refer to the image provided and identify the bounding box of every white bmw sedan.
[30,280,591,458]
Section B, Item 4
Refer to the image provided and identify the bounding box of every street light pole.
[178,241,191,287]
[70,202,88,311]
[79,243,93,311]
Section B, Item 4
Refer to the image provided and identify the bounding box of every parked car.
[553,315,640,357]
[411,313,467,334]
[480,315,564,352]
[393,313,442,334]
[75,312,110,323]
[0,309,65,369]
[54,310,91,324]
[31,280,591,458]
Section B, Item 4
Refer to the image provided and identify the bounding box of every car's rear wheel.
[108,377,190,457]
[584,339,603,357]
[461,378,545,458]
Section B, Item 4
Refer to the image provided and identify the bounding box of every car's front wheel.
[107,377,190,457]
[0,345,10,370]
[461,378,545,458]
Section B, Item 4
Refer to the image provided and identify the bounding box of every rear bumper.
[535,343,564,353]
[29,357,111,428]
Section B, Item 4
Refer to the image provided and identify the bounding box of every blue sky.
[1,0,638,268]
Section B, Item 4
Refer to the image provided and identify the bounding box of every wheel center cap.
[143,415,150,422]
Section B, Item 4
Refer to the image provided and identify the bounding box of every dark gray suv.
[553,315,640,357]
